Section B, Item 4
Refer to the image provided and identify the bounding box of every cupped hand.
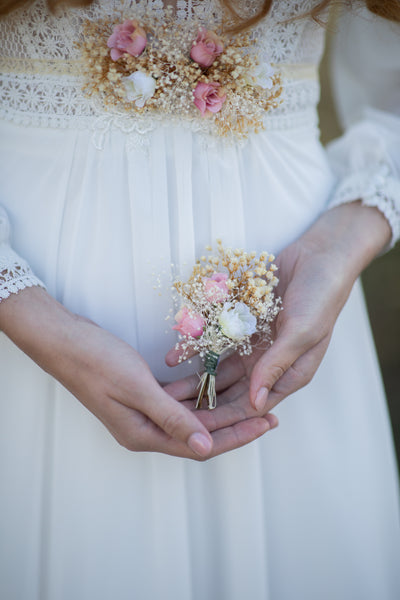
[164,348,270,430]
[0,287,275,460]
[165,236,353,420]
[166,203,391,419]
[165,234,347,420]
[60,314,277,459]
[247,236,349,412]
[248,203,391,412]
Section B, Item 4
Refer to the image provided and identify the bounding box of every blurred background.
[318,29,400,472]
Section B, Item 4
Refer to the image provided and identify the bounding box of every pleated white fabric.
[1,115,399,600]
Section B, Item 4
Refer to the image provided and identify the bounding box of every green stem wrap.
[196,351,220,410]
[204,351,220,377]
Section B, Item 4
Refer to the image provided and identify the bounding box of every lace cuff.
[327,111,400,250]
[328,164,400,248]
[0,207,45,303]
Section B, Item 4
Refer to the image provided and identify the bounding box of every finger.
[159,415,278,459]
[163,373,201,401]
[162,379,250,433]
[184,379,279,434]
[131,375,214,457]
[104,395,278,459]
[206,414,278,458]
[195,379,252,430]
[249,331,303,411]
[195,380,280,432]
[165,343,198,367]
[262,336,330,411]
[100,395,212,457]
[164,353,246,401]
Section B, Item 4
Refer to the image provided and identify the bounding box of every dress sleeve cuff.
[0,206,46,303]
[328,164,400,249]
[0,243,46,302]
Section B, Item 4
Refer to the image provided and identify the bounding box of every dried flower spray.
[172,240,281,409]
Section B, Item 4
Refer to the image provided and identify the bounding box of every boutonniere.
[171,240,281,409]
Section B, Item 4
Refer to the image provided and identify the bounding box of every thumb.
[135,375,213,457]
[249,334,300,411]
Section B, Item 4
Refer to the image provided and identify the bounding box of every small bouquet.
[172,240,281,409]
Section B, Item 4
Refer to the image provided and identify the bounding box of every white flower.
[123,71,156,107]
[219,302,257,341]
[245,62,275,90]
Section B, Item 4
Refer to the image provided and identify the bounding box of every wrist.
[0,287,78,375]
[301,201,391,280]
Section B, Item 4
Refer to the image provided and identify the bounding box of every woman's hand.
[0,287,275,460]
[166,202,392,418]
[249,202,391,412]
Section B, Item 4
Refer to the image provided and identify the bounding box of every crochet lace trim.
[0,209,45,302]
[0,244,46,302]
[0,0,324,145]
[329,164,400,248]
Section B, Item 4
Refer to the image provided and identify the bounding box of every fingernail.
[255,387,268,412]
[265,414,279,430]
[188,432,212,457]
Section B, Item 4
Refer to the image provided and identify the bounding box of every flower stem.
[196,351,220,410]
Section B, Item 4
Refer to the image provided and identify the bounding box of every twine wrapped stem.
[196,351,220,410]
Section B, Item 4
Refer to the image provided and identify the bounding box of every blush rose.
[107,19,147,61]
[190,28,224,68]
[204,273,229,302]
[193,82,226,117]
[173,306,205,338]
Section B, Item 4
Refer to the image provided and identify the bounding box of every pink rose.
[190,28,224,68]
[193,82,226,117]
[107,20,147,61]
[204,273,229,302]
[172,306,205,338]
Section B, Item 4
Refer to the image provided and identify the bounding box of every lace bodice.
[0,0,399,308]
[2,0,324,64]
[0,0,324,141]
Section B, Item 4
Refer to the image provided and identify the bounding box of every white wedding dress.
[1,1,400,599]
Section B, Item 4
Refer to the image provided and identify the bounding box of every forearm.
[0,287,82,380]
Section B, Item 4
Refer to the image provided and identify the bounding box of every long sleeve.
[327,6,400,247]
[0,205,45,302]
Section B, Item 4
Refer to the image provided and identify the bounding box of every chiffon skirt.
[0,119,399,600]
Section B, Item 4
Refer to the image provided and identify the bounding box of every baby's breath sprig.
[171,240,281,409]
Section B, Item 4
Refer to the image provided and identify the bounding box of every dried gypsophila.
[171,240,282,409]
[77,8,283,140]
